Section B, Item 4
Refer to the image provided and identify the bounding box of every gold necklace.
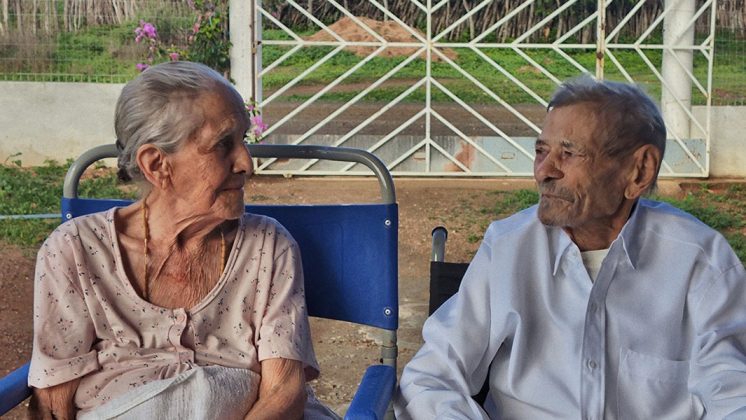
[141,199,226,300]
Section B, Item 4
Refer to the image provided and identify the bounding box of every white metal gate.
[253,0,715,177]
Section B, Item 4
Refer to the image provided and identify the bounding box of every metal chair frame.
[1,144,399,420]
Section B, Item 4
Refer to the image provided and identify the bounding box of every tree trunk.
[0,0,8,35]
[31,0,38,35]
[42,0,50,34]
[13,0,21,33]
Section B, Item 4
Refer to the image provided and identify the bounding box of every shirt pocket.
[617,347,697,420]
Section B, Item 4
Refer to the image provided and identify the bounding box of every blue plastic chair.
[0,144,398,420]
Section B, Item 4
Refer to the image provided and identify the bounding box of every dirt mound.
[306,16,457,62]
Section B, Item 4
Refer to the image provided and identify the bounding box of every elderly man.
[395,77,746,419]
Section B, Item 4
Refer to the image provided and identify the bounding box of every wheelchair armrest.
[344,364,396,420]
[0,362,32,415]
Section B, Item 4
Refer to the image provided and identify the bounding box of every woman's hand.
[28,378,81,420]
[245,358,306,420]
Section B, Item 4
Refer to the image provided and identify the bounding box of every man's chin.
[537,209,570,227]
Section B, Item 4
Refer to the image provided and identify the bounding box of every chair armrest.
[0,362,32,415]
[344,364,396,420]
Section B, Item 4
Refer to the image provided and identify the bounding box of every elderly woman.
[28,61,337,419]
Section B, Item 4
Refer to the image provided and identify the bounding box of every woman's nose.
[235,142,254,175]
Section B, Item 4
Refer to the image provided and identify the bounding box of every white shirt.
[396,199,746,419]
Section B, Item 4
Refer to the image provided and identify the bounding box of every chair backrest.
[61,144,399,332]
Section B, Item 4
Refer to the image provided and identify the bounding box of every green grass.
[2,24,743,104]
[260,31,745,105]
[0,10,192,83]
[491,189,540,215]
[0,162,135,246]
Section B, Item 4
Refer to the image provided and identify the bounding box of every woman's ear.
[624,144,661,199]
[136,144,172,190]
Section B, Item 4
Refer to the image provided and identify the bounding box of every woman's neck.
[144,192,224,251]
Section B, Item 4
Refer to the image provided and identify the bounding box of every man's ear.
[624,144,661,199]
[136,144,172,190]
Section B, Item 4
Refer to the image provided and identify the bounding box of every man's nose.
[534,154,563,182]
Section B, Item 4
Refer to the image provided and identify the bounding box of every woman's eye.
[217,137,232,150]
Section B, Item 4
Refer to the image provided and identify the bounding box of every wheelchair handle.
[431,226,448,262]
[63,144,396,204]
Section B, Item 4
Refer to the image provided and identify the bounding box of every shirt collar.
[615,199,645,270]
[550,227,575,276]
[547,200,644,274]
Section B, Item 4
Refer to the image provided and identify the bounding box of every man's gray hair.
[548,75,667,161]
[115,61,236,183]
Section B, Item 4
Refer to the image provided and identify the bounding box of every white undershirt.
[581,248,609,283]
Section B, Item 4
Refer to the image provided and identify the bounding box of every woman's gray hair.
[115,61,237,183]
[548,75,666,159]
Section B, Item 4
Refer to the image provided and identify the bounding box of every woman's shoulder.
[240,213,296,245]
[40,209,114,260]
[45,209,115,247]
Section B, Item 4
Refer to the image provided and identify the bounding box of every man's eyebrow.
[535,139,548,146]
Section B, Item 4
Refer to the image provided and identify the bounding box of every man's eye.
[562,150,574,158]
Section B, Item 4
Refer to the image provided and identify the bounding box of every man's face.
[533,103,631,231]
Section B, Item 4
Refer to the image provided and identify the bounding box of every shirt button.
[587,359,598,370]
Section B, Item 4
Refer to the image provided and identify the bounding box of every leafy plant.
[132,1,230,76]
[187,0,232,76]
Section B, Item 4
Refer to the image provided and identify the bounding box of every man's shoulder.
[636,198,715,234]
[635,199,740,268]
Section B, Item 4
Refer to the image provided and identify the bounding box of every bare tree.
[0,0,7,35]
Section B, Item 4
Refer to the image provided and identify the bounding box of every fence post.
[229,0,255,101]
[596,0,606,79]
[661,0,695,140]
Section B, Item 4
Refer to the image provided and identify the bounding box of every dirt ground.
[0,175,547,418]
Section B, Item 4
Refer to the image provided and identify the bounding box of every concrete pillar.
[661,0,695,139]
[229,0,255,101]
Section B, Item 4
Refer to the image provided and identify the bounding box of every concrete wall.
[691,106,746,178]
[0,82,123,166]
[1,82,744,178]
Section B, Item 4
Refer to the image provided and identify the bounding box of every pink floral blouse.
[29,208,319,411]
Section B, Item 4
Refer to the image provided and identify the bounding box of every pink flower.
[142,21,157,39]
[245,103,255,113]
[135,63,149,72]
[169,52,180,61]
[250,115,268,136]
[135,20,158,43]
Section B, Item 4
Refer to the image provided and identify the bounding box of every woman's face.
[166,87,252,221]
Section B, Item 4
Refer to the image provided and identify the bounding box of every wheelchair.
[0,144,399,420]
